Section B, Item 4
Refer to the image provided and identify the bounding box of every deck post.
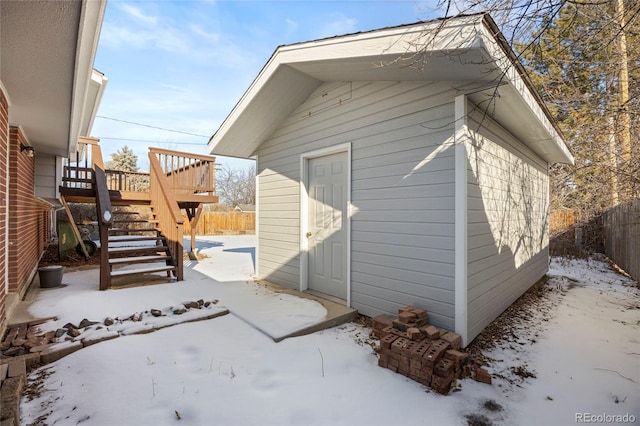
[94,165,113,290]
[188,204,204,259]
[60,196,91,259]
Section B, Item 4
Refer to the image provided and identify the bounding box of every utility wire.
[96,136,208,146]
[95,115,210,138]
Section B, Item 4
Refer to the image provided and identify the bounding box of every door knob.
[306,232,312,238]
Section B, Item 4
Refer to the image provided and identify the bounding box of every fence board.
[550,210,582,236]
[602,199,639,282]
[184,212,255,235]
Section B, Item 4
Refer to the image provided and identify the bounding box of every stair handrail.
[81,138,114,290]
[149,147,215,163]
[148,147,216,197]
[95,164,113,291]
[149,151,184,281]
[83,138,111,226]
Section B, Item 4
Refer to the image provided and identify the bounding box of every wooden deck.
[60,138,218,289]
[60,187,218,205]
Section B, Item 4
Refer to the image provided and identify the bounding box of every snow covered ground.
[19,236,640,426]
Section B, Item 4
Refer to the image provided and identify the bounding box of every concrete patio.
[6,235,357,343]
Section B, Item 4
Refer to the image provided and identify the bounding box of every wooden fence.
[550,209,582,236]
[183,211,255,235]
[602,199,639,282]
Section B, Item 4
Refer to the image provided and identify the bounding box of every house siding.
[0,88,8,331]
[35,154,59,199]
[256,81,458,329]
[465,104,549,342]
[8,126,52,296]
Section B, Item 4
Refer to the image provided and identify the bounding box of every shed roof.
[208,14,573,165]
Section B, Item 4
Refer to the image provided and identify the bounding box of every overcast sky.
[91,1,441,170]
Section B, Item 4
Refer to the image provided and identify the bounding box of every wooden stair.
[60,139,217,290]
[105,207,177,285]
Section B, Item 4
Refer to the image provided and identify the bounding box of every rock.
[150,309,162,317]
[2,346,25,357]
[131,313,143,322]
[63,322,78,330]
[204,301,211,308]
[79,319,98,329]
[55,328,67,338]
[67,328,81,338]
[44,330,56,342]
[183,301,200,309]
[11,338,26,347]
[173,306,187,315]
[211,299,219,305]
[104,317,115,326]
[197,299,205,307]
[0,341,10,351]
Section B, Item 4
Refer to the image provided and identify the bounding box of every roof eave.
[208,16,486,158]
[68,0,107,157]
[209,14,574,166]
[480,15,574,165]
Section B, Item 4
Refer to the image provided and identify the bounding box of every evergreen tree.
[432,0,638,214]
[514,2,639,215]
[106,145,139,172]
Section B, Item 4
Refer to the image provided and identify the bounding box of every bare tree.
[423,0,639,216]
[216,163,256,208]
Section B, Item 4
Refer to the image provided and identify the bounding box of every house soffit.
[1,1,105,157]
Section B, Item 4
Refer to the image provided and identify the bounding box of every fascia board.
[276,15,484,65]
[208,16,485,157]
[208,51,286,153]
[68,0,106,157]
[82,70,108,137]
[478,18,574,165]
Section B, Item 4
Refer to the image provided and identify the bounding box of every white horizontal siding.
[465,103,550,342]
[34,155,58,199]
[256,80,458,330]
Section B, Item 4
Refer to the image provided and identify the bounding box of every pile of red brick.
[373,307,491,395]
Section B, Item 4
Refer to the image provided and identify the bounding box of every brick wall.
[8,126,52,296]
[0,89,8,330]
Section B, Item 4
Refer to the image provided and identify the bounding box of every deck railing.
[149,148,216,200]
[65,139,151,193]
[63,139,218,284]
[65,143,217,200]
[105,170,150,192]
[63,137,104,188]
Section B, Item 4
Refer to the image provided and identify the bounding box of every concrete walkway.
[8,267,358,342]
[255,281,357,342]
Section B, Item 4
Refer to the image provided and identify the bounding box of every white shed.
[208,14,574,346]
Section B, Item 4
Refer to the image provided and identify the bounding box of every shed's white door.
[307,152,348,300]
